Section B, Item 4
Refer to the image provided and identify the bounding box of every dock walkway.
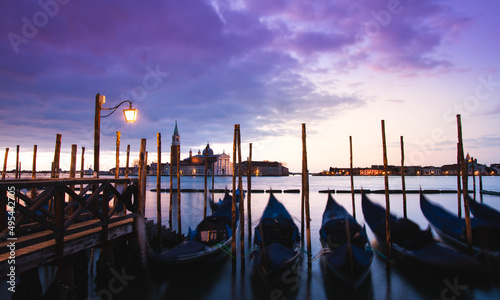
[0,178,139,279]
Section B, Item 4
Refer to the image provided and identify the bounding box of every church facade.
[169,122,233,176]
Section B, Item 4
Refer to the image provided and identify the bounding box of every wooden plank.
[0,217,135,279]
[0,215,134,256]
[0,178,136,189]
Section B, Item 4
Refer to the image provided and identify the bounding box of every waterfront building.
[237,161,289,176]
[168,122,233,176]
[422,166,442,176]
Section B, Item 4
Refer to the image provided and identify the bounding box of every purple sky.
[1,0,500,172]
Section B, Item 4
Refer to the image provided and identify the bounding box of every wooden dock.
[0,177,140,279]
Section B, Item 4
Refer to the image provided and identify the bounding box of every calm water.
[140,175,500,300]
[2,175,499,299]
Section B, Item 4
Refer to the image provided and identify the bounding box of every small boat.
[319,193,373,289]
[149,191,237,275]
[420,193,500,259]
[209,188,244,212]
[469,197,500,229]
[251,193,301,285]
[362,193,482,272]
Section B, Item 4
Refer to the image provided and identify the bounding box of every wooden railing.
[0,178,139,257]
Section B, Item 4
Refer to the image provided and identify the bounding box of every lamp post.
[94,93,137,178]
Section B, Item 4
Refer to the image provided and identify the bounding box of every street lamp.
[94,93,138,178]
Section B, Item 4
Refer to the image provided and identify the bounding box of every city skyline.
[1,1,500,173]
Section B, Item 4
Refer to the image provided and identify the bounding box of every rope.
[373,247,396,265]
[310,249,329,262]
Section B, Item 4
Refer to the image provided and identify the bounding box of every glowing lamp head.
[123,104,138,122]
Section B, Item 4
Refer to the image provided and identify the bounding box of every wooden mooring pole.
[124,144,129,214]
[69,144,77,215]
[50,134,62,213]
[204,144,208,218]
[157,133,162,249]
[31,145,37,199]
[349,136,356,219]
[80,146,85,201]
[169,145,173,229]
[70,145,77,178]
[115,132,121,179]
[400,136,407,219]
[2,148,8,180]
[32,145,37,179]
[237,125,245,269]
[211,161,215,205]
[381,120,392,259]
[302,123,312,269]
[138,139,147,216]
[114,132,120,207]
[247,143,252,246]
[15,145,20,179]
[479,172,483,203]
[176,144,181,235]
[231,124,238,266]
[457,114,473,256]
[80,147,85,179]
[125,145,130,178]
[52,134,62,179]
[471,157,476,201]
[456,143,462,218]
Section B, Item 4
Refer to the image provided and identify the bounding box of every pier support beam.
[12,267,43,300]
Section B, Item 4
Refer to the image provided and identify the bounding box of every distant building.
[465,154,487,175]
[440,164,459,176]
[422,166,442,176]
[359,165,399,176]
[488,164,500,175]
[168,122,233,176]
[150,162,169,175]
[180,146,232,176]
[108,166,138,176]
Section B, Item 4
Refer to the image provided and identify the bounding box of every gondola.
[469,197,500,229]
[362,193,482,272]
[251,193,301,285]
[149,191,237,275]
[420,193,500,260]
[209,188,244,212]
[319,193,373,289]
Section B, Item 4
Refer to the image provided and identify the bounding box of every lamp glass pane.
[123,108,137,122]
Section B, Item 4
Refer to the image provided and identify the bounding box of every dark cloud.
[0,0,472,165]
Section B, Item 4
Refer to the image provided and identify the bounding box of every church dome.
[202,143,214,156]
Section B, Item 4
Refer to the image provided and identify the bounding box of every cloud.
[0,0,474,169]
